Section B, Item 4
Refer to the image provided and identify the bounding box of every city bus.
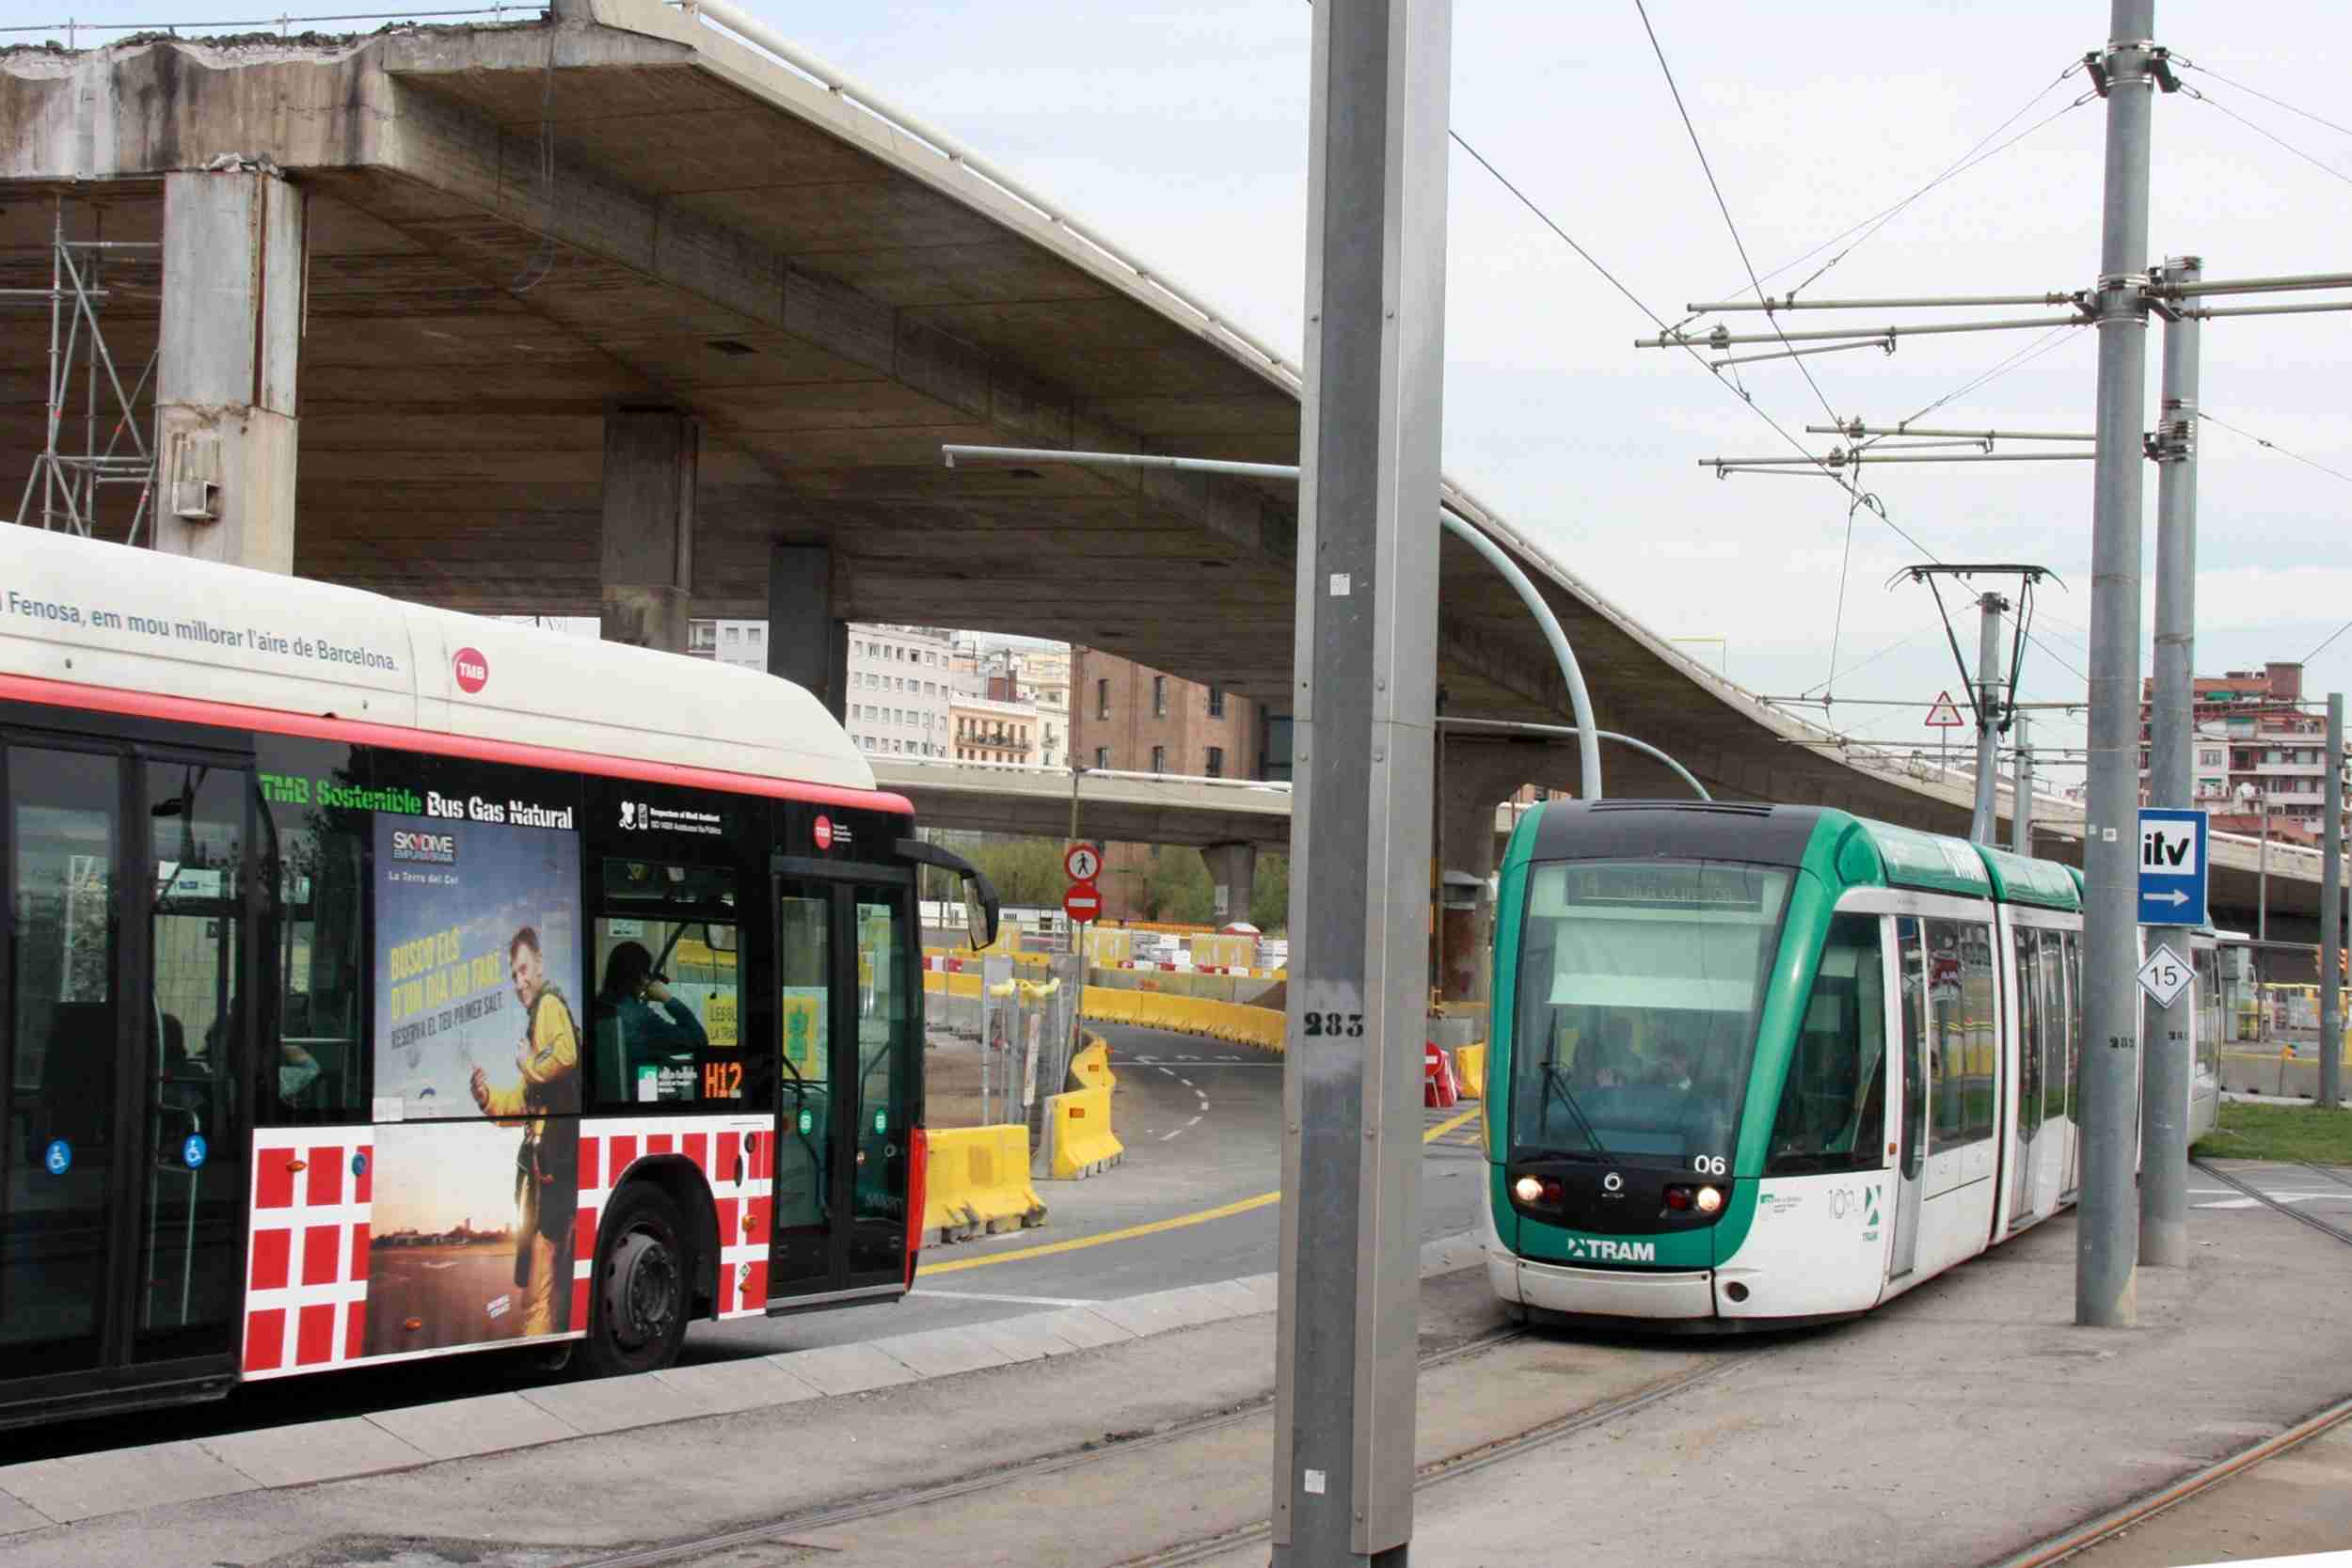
[0,527,997,1427]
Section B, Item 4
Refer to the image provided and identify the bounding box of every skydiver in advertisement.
[470,926,580,1337]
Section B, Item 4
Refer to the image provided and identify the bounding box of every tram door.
[0,743,254,1413]
[767,859,918,1311]
[1887,917,1929,1280]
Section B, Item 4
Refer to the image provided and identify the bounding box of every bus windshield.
[1509,859,1791,1165]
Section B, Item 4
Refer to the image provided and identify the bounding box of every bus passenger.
[596,940,708,1099]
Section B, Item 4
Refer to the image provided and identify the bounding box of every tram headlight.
[1694,1185,1724,1215]
[1513,1175,1544,1204]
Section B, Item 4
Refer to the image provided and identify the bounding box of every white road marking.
[1184,1115,1202,1128]
[914,1289,1102,1307]
[1179,1077,1194,1088]
[1157,1067,1179,1078]
[1160,1128,1185,1141]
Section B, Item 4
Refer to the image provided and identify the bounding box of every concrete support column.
[1201,841,1257,927]
[1435,744,1554,1013]
[768,544,850,721]
[153,168,304,571]
[599,407,696,651]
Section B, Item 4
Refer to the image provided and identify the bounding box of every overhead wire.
[1630,0,1840,426]
[2202,414,2352,489]
[2173,57,2352,147]
[1724,67,2091,305]
[2176,83,2352,193]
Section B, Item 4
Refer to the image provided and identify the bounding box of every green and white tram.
[1483,800,2222,1329]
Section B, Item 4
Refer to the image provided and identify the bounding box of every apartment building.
[1070,648,1260,780]
[949,693,1039,765]
[2139,659,2350,847]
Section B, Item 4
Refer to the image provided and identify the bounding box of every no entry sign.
[1063,882,1103,924]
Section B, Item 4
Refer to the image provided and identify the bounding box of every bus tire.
[584,1182,691,1378]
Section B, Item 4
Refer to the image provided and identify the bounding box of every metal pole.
[2258,803,2268,942]
[1274,0,1449,1559]
[2324,694,2344,1110]
[2077,0,2158,1330]
[2141,255,2201,1266]
[2013,713,2036,854]
[1973,592,2010,844]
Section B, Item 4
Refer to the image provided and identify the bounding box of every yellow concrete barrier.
[1455,1043,1486,1100]
[923,1124,1047,1244]
[1041,1085,1124,1179]
[1080,985,1285,1054]
[1071,1034,1118,1091]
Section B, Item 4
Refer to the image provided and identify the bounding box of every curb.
[0,1228,1488,1536]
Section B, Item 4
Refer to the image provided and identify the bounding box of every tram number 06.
[1692,1155,1727,1177]
[1301,1012,1367,1038]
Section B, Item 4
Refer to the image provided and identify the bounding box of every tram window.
[2061,931,2084,1121]
[256,737,368,1124]
[1925,917,1996,1153]
[1765,913,1886,1175]
[591,858,752,1112]
[2039,930,2068,1125]
[2012,928,2043,1138]
[1896,918,1928,1181]
[2194,947,2222,1087]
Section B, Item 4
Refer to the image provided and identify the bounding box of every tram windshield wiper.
[1538,1055,1604,1153]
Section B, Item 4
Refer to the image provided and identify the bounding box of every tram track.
[1119,1354,1748,1568]
[559,1325,1542,1568]
[2193,1158,2352,1249]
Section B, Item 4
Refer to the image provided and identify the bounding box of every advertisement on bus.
[365,807,583,1355]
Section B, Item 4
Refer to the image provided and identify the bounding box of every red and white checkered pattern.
[573,1115,774,1323]
[242,1128,375,1380]
[240,1113,780,1382]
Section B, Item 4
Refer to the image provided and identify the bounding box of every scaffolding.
[6,196,162,544]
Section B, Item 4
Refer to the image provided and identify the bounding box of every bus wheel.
[586,1183,690,1377]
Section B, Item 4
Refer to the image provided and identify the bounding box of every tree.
[1143,847,1215,925]
[958,834,1068,908]
[1250,852,1289,934]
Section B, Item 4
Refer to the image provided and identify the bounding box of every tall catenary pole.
[1272,0,1450,1561]
[2013,713,2036,854]
[2140,255,2201,1267]
[2078,0,2158,1329]
[2323,693,2344,1110]
[1973,591,2010,844]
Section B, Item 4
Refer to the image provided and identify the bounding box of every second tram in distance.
[1483,800,2221,1329]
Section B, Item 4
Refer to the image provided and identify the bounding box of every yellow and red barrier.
[1038,1085,1124,1179]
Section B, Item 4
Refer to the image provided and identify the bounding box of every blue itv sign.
[2137,807,2208,927]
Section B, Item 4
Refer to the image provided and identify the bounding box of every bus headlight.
[1694,1185,1724,1214]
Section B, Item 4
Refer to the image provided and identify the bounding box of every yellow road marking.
[917,1104,1487,1277]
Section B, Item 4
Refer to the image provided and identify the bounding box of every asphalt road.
[0,1023,1487,1462]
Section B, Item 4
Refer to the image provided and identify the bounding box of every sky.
[17,0,2352,774]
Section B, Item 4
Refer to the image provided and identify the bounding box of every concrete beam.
[768,544,848,720]
[599,405,694,650]
[153,167,304,572]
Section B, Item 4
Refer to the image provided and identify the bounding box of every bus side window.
[257,744,368,1126]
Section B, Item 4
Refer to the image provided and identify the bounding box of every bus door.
[766,858,917,1311]
[0,741,254,1418]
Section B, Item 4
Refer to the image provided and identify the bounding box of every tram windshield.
[1510,859,1790,1164]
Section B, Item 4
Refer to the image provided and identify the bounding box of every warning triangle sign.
[1924,691,1965,728]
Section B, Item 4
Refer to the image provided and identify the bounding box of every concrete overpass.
[2,2,2335,950]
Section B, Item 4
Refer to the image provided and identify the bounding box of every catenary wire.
[1447,128,1946,563]
[2203,414,2352,489]
[1631,0,1841,426]
[2174,57,2352,145]
[1730,75,2091,305]
[2180,86,2352,193]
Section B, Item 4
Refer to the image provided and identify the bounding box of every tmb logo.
[390,830,457,864]
[452,647,489,694]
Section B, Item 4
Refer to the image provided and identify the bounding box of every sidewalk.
[0,1191,2344,1566]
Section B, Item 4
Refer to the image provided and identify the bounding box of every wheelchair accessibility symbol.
[43,1140,70,1177]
